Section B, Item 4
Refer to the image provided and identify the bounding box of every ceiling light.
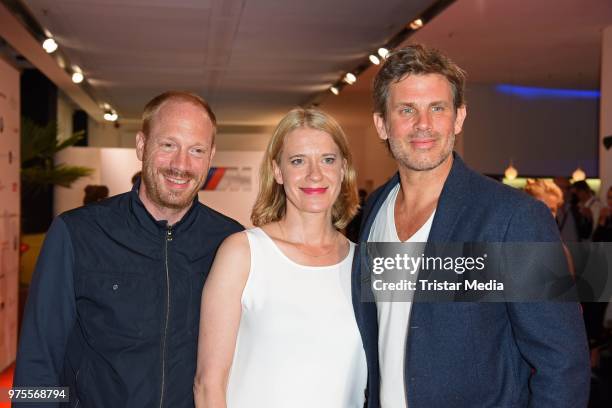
[409,18,424,30]
[103,110,118,122]
[504,163,518,181]
[71,71,84,84]
[330,86,339,95]
[369,54,380,65]
[571,167,586,182]
[377,48,389,59]
[344,73,357,85]
[42,38,58,53]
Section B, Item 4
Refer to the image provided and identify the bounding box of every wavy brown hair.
[251,107,359,229]
[373,43,467,119]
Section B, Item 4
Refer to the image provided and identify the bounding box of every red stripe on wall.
[204,168,226,190]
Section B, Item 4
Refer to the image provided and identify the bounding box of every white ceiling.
[22,0,438,125]
[16,0,612,128]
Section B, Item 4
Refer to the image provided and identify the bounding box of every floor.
[0,363,14,407]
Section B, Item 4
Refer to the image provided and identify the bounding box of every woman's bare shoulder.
[211,231,251,275]
[219,230,250,252]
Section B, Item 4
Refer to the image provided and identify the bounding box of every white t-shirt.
[369,184,435,408]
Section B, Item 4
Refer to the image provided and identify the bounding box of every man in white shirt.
[351,44,590,408]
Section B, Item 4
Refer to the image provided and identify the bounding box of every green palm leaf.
[21,118,93,189]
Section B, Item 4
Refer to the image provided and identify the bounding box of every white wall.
[0,56,20,371]
[54,147,262,227]
[215,125,276,152]
[88,117,141,148]
[88,119,275,151]
[54,121,273,227]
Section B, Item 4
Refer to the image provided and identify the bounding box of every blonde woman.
[194,108,367,407]
[524,178,575,278]
[524,178,564,217]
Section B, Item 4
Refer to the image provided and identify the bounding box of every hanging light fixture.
[504,162,518,180]
[571,167,586,182]
[330,86,339,96]
[368,54,381,65]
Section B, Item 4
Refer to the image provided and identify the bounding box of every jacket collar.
[129,178,200,236]
[427,152,470,242]
[361,152,471,243]
[359,173,400,243]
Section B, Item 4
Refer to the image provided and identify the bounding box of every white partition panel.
[0,57,20,371]
[55,148,263,227]
[197,151,262,227]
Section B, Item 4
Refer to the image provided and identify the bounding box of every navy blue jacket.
[352,154,590,407]
[14,182,242,407]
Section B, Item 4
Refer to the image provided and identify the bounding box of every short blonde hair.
[524,179,564,206]
[251,107,359,229]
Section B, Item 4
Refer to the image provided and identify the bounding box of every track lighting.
[42,38,58,53]
[103,110,118,122]
[409,18,424,30]
[344,73,357,85]
[71,71,84,84]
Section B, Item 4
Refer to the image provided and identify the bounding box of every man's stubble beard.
[142,154,204,211]
[388,130,455,172]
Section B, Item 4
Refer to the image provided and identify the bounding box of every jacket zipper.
[159,225,173,408]
[74,366,81,407]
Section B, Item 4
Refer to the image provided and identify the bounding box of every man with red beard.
[352,45,590,407]
[14,91,242,407]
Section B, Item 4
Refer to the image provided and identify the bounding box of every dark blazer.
[352,154,590,408]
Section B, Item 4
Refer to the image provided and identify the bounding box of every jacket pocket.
[77,271,161,340]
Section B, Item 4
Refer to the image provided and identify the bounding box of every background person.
[593,186,612,242]
[573,179,602,241]
[524,178,563,217]
[82,184,109,205]
[524,178,576,277]
[194,108,366,408]
[553,176,580,242]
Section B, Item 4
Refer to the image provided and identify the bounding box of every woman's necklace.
[278,221,339,258]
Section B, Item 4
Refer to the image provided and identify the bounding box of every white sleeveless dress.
[226,227,367,408]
